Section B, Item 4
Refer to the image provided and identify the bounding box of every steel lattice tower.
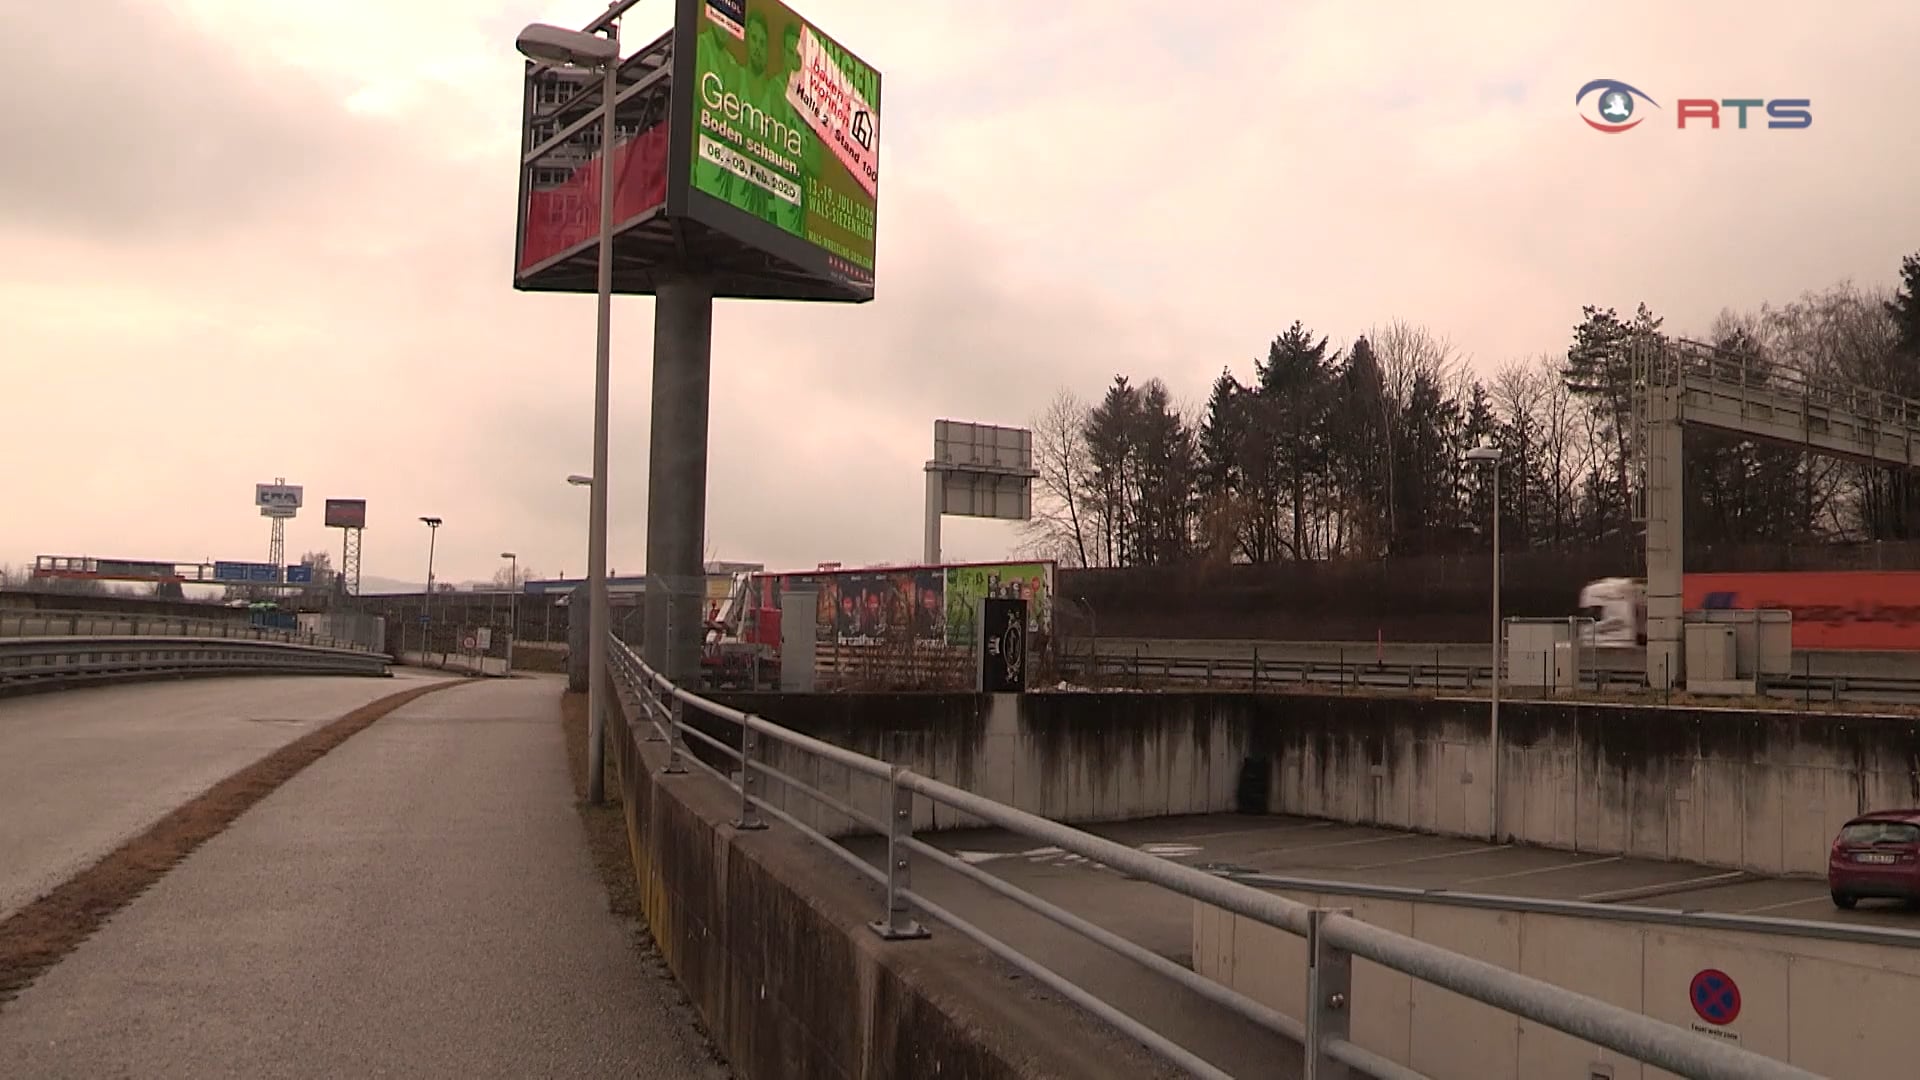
[267,476,287,584]
[341,527,363,595]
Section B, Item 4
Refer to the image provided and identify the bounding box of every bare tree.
[1024,388,1094,567]
[491,563,541,588]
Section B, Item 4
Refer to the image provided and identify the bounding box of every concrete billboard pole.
[643,277,715,684]
[513,0,885,706]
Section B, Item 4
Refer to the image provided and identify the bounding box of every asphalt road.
[0,670,453,919]
[0,676,729,1079]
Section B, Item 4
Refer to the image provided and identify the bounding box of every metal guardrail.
[0,609,370,652]
[0,636,391,693]
[606,637,1819,1080]
[1058,642,1920,705]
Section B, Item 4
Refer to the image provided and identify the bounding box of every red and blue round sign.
[1689,968,1741,1026]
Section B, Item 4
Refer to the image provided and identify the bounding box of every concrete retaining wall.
[707,690,1920,878]
[699,692,1248,839]
[1195,889,1920,1079]
[607,687,1181,1080]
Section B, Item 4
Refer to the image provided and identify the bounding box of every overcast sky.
[4,0,1917,589]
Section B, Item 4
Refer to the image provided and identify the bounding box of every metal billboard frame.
[512,0,879,302]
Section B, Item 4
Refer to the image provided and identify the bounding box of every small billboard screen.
[324,499,368,529]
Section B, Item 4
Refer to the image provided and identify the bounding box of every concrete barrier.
[607,688,1184,1080]
[1195,886,1920,1079]
[698,692,1248,840]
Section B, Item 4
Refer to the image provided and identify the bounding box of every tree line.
[1026,254,1920,568]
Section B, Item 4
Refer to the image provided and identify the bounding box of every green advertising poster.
[689,0,880,277]
[945,563,1052,648]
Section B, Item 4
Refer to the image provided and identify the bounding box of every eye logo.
[1576,78,1660,133]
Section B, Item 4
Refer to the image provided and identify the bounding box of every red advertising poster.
[518,124,670,274]
[1685,572,1920,651]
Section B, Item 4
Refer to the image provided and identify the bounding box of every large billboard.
[679,0,881,293]
[324,499,368,529]
[751,560,1053,649]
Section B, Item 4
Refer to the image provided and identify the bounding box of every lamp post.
[1464,444,1502,841]
[519,17,621,805]
[500,551,518,675]
[566,471,607,803]
[419,516,442,665]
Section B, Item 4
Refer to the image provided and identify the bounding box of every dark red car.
[1829,810,1920,908]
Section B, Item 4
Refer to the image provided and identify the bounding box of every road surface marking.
[1354,844,1506,870]
[1457,856,1622,885]
[1249,833,1418,858]
[1737,893,1834,914]
[1578,870,1748,903]
[1168,822,1336,843]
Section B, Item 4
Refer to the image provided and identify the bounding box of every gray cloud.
[0,2,399,240]
[6,0,1920,586]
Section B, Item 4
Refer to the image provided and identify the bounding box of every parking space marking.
[1457,856,1622,885]
[1354,844,1506,870]
[1737,893,1835,914]
[1164,821,1337,844]
[1578,870,1748,903]
[1249,833,1422,858]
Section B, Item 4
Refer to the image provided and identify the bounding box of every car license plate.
[1856,852,1897,864]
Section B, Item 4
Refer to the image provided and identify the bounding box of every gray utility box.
[1504,617,1595,696]
[1682,608,1791,697]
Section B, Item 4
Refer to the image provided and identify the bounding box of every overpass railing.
[0,636,390,693]
[0,608,370,652]
[607,637,1817,1080]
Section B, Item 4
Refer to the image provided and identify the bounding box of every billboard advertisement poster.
[752,561,1052,648]
[944,562,1051,648]
[324,499,368,529]
[687,0,880,285]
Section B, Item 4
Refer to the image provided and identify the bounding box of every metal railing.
[0,609,370,652]
[1056,641,1920,705]
[0,636,391,692]
[607,637,1819,1080]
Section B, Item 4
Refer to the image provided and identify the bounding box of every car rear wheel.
[1832,890,1857,909]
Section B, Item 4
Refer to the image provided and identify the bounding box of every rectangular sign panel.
[214,561,280,583]
[256,483,303,517]
[683,0,881,291]
[324,499,368,529]
[750,560,1054,649]
[285,565,314,584]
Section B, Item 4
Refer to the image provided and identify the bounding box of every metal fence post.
[734,721,766,831]
[643,687,668,741]
[1304,907,1353,1080]
[870,765,929,941]
[662,698,688,774]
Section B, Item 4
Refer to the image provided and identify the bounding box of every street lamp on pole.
[1464,444,1502,841]
[564,470,608,803]
[520,17,622,806]
[420,516,443,665]
[500,551,518,675]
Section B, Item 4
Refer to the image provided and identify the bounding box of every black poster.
[978,597,1028,694]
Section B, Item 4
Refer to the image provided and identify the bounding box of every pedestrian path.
[0,676,727,1079]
